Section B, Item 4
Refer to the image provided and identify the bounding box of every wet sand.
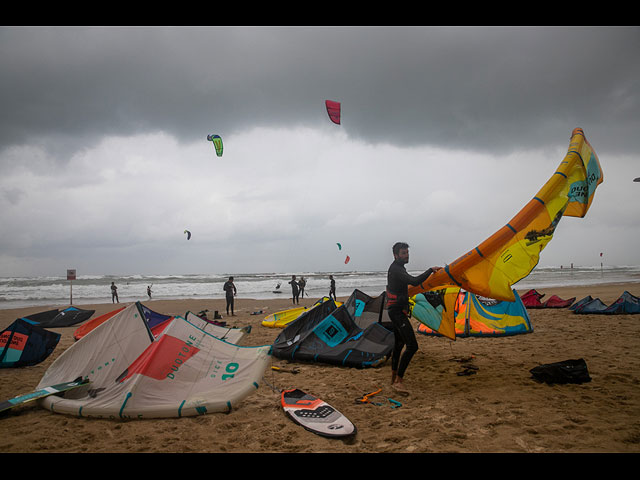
[1,282,639,453]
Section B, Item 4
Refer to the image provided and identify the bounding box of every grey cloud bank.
[1,26,639,277]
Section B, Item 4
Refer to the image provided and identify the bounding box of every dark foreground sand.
[1,283,639,454]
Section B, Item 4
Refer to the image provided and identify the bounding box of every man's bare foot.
[391,380,410,396]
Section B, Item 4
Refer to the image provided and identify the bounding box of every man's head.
[392,242,410,264]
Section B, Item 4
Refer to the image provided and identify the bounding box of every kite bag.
[530,358,592,385]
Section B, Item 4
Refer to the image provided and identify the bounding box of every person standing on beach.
[223,276,237,316]
[298,276,306,298]
[111,282,119,303]
[386,242,441,395]
[329,275,336,301]
[147,285,152,300]
[289,275,300,305]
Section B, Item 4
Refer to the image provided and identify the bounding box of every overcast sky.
[1,26,639,277]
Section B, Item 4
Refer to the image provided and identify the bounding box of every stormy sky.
[1,26,639,277]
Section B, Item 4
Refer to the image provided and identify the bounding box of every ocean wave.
[1,266,639,310]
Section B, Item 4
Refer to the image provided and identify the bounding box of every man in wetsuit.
[329,275,336,301]
[386,242,442,394]
[223,276,237,316]
[289,275,300,305]
[111,282,119,303]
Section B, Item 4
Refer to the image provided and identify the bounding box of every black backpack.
[530,359,592,384]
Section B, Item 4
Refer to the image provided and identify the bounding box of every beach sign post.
[67,269,76,305]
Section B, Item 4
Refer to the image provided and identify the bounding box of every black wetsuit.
[386,260,433,378]
[289,280,300,305]
[223,281,236,315]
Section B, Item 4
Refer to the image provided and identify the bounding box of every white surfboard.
[281,388,356,438]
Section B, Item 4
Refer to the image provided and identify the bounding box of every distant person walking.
[329,275,336,301]
[289,275,300,305]
[223,276,237,316]
[147,285,152,300]
[111,282,119,303]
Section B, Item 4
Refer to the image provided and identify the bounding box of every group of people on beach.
[286,275,336,305]
[109,282,152,304]
[222,274,337,315]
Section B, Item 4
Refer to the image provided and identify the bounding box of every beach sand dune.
[1,283,639,453]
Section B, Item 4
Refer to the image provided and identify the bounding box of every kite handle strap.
[355,388,383,405]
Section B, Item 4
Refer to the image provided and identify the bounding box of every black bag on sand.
[530,358,592,385]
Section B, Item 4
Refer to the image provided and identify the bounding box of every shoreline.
[2,279,639,312]
[1,282,639,453]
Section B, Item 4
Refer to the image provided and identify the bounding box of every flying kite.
[325,100,341,125]
[345,255,350,265]
[634,177,640,182]
[336,243,342,250]
[184,230,191,240]
[207,134,223,157]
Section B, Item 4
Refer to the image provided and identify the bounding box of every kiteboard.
[281,388,356,438]
[0,378,89,415]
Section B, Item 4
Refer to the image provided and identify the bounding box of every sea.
[1,265,640,310]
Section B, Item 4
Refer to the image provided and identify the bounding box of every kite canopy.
[542,294,576,308]
[19,309,58,325]
[1,319,61,368]
[573,291,640,314]
[138,303,174,337]
[342,289,392,330]
[262,297,339,328]
[569,296,594,311]
[74,306,126,341]
[325,100,341,125]
[21,306,95,328]
[271,290,394,368]
[520,289,545,307]
[207,134,223,157]
[184,230,191,240]
[37,303,271,419]
[415,289,532,338]
[409,128,604,302]
[183,311,251,343]
[520,289,576,308]
[408,288,461,340]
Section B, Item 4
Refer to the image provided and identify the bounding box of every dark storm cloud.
[2,26,639,159]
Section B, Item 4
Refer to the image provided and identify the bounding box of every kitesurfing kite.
[184,230,191,240]
[407,128,603,341]
[336,243,342,250]
[345,255,350,265]
[409,128,603,305]
[634,177,640,182]
[325,100,341,125]
[207,134,223,157]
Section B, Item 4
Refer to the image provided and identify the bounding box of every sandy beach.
[1,282,639,454]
